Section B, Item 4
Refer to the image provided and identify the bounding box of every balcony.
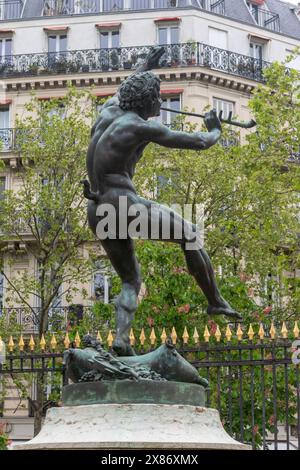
[0,0,23,19]
[247,4,280,32]
[0,42,268,82]
[2,305,103,333]
[42,0,225,16]
[0,128,16,152]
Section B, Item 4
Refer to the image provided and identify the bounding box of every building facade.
[0,0,299,330]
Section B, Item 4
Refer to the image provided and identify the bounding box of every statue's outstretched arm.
[138,110,222,151]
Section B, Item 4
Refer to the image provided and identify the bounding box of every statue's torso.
[87,105,148,196]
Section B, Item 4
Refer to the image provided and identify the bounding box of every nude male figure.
[82,47,241,356]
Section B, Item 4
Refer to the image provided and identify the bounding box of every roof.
[15,0,300,41]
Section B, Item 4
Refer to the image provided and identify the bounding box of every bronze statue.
[82,46,241,357]
[64,334,208,387]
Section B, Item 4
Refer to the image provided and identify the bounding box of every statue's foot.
[113,337,136,357]
[207,303,242,320]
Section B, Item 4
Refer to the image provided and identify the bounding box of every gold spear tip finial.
[40,334,46,350]
[96,331,103,342]
[248,324,254,341]
[182,326,189,344]
[281,321,288,339]
[149,327,156,345]
[107,330,114,347]
[270,322,276,340]
[50,334,57,350]
[129,328,135,346]
[258,323,265,340]
[18,335,25,351]
[64,332,70,349]
[237,324,243,341]
[8,336,14,352]
[171,327,177,345]
[193,327,199,344]
[29,335,35,351]
[293,321,299,339]
[215,325,221,342]
[161,327,167,344]
[139,328,146,346]
[204,325,210,342]
[225,325,232,342]
[74,331,81,348]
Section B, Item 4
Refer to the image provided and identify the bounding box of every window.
[158,96,180,127]
[92,260,111,303]
[158,24,180,66]
[47,101,66,119]
[100,30,120,49]
[99,29,120,71]
[48,34,67,65]
[213,97,234,120]
[158,25,179,45]
[93,272,111,303]
[103,0,124,11]
[250,42,263,61]
[132,0,151,8]
[207,28,228,67]
[0,176,6,201]
[208,27,227,50]
[0,37,12,62]
[247,1,260,21]
[0,106,9,128]
[0,107,10,150]
[213,98,237,147]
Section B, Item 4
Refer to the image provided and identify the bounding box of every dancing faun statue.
[82,46,242,357]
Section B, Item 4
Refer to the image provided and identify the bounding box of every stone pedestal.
[14,381,250,450]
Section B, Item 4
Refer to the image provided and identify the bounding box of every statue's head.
[118,71,161,118]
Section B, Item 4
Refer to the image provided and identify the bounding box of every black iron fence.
[0,42,269,83]
[0,323,299,450]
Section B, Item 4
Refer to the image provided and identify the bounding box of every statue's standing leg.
[101,238,142,357]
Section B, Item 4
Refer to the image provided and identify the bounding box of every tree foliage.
[132,55,300,329]
[0,87,96,335]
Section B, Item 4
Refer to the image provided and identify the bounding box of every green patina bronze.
[62,381,206,407]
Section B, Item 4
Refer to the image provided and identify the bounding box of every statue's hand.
[144,46,165,70]
[204,110,222,133]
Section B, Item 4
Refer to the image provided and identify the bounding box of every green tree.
[132,54,300,329]
[0,87,96,337]
[0,87,97,434]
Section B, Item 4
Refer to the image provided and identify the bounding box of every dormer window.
[246,1,280,32]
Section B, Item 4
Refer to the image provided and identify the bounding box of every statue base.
[14,381,250,450]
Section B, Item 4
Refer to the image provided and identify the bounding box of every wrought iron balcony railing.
[247,4,280,32]
[0,0,23,19]
[42,0,225,16]
[2,305,103,332]
[0,42,269,82]
[0,128,16,151]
